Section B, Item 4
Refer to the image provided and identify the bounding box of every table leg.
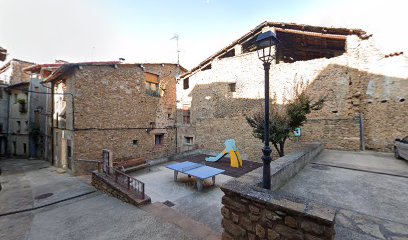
[174,171,178,181]
[197,179,203,191]
[212,176,216,185]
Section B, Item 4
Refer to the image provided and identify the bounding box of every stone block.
[222,219,246,237]
[222,196,246,212]
[221,206,230,219]
[265,210,282,221]
[256,224,266,238]
[232,212,239,223]
[267,229,280,240]
[301,220,324,235]
[249,205,261,215]
[305,233,325,240]
[250,213,260,221]
[285,216,298,228]
[274,224,303,240]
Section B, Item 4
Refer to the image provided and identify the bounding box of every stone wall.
[220,144,336,240]
[177,33,408,158]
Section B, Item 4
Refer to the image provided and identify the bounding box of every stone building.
[0,59,49,158]
[43,61,185,174]
[178,21,408,161]
[0,47,6,61]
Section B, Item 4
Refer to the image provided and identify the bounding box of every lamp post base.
[262,146,272,189]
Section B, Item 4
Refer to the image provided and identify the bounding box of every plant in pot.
[18,98,27,113]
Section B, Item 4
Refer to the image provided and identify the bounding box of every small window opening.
[185,137,194,145]
[133,140,138,145]
[229,83,236,92]
[182,107,190,124]
[400,98,405,102]
[23,143,27,154]
[155,134,164,145]
[16,121,21,132]
[183,78,189,89]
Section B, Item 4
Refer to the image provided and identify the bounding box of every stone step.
[141,202,221,240]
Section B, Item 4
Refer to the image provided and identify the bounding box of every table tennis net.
[181,163,203,172]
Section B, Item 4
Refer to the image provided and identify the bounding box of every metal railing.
[106,166,145,199]
[77,159,145,199]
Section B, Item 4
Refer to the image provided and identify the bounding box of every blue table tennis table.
[166,161,225,191]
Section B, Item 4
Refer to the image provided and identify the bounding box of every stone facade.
[48,63,183,174]
[177,24,408,161]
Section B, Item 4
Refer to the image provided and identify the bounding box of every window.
[13,141,16,155]
[185,137,193,145]
[25,121,28,131]
[133,140,138,145]
[183,78,189,89]
[145,72,160,97]
[0,123,2,133]
[14,94,18,104]
[16,121,21,132]
[155,134,164,145]
[182,106,190,124]
[229,83,236,92]
[23,143,27,154]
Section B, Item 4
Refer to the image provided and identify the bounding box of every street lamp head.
[255,30,279,63]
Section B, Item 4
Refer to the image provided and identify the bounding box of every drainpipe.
[359,112,365,151]
[51,81,55,165]
[6,89,10,157]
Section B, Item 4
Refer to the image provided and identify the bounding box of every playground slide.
[205,139,243,168]
[206,151,227,162]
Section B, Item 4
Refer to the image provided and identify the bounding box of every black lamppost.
[255,30,279,189]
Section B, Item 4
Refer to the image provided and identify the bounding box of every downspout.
[6,89,10,157]
[359,112,365,151]
[51,81,55,165]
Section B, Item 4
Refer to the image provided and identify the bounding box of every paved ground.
[278,150,408,239]
[131,161,233,234]
[0,159,200,240]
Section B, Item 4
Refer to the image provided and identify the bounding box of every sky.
[0,0,407,69]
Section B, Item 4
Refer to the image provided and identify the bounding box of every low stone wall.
[220,143,336,240]
[91,171,151,206]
